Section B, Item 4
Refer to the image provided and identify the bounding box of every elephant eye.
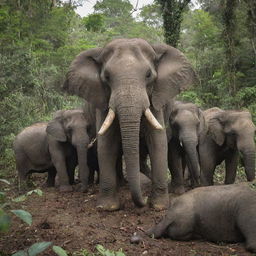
[67,125,72,132]
[104,70,110,82]
[146,69,152,79]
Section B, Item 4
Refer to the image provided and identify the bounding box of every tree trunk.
[157,0,191,47]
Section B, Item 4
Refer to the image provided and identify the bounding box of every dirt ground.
[0,174,253,256]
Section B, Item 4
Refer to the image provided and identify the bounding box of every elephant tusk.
[88,137,97,148]
[98,109,115,135]
[144,108,164,130]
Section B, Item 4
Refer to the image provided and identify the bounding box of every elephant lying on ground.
[14,109,98,192]
[200,108,256,186]
[167,101,207,192]
[148,183,256,252]
[63,38,197,210]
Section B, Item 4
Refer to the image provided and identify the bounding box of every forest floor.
[0,173,252,256]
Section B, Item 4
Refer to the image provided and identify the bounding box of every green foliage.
[139,3,162,28]
[12,242,53,256]
[0,180,43,232]
[180,4,256,124]
[53,246,69,256]
[12,189,43,203]
[73,249,92,256]
[94,0,133,18]
[96,245,125,256]
[28,242,53,256]
[83,14,105,32]
[10,209,32,226]
[12,242,69,256]
[72,245,126,256]
[0,209,11,232]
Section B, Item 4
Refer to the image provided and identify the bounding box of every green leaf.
[11,250,27,256]
[27,189,43,196]
[13,189,43,203]
[11,209,32,226]
[0,209,11,232]
[28,242,53,256]
[12,194,27,202]
[52,245,68,256]
[96,245,105,254]
[116,251,125,256]
[0,179,10,185]
[0,191,5,201]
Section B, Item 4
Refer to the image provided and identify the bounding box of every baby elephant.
[14,109,98,192]
[148,184,256,252]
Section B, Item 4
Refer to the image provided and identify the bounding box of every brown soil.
[0,175,252,256]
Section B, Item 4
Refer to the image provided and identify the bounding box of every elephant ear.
[151,44,198,111]
[208,117,225,146]
[198,109,207,135]
[46,114,67,142]
[63,48,108,110]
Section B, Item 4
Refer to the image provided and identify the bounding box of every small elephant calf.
[14,109,98,192]
[148,184,256,252]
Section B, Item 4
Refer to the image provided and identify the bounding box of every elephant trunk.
[76,145,90,190]
[118,106,146,207]
[237,135,255,181]
[73,131,90,191]
[182,137,200,186]
[240,147,255,181]
[110,81,149,207]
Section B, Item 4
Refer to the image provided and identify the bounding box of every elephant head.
[170,102,206,186]
[63,38,197,206]
[46,109,91,191]
[208,110,256,181]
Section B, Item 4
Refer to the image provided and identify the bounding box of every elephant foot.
[168,182,185,195]
[59,185,73,192]
[150,192,169,211]
[96,196,120,211]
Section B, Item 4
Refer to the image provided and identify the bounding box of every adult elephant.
[200,108,256,186]
[63,38,196,211]
[167,101,207,192]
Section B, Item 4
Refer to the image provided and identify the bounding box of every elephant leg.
[46,167,57,187]
[50,146,72,192]
[225,150,239,184]
[145,111,169,210]
[66,154,77,185]
[167,224,193,241]
[168,139,185,195]
[147,217,171,238]
[96,110,121,211]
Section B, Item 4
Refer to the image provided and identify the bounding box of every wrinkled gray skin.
[148,184,256,252]
[167,101,207,192]
[14,109,98,192]
[63,38,196,210]
[200,108,256,186]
